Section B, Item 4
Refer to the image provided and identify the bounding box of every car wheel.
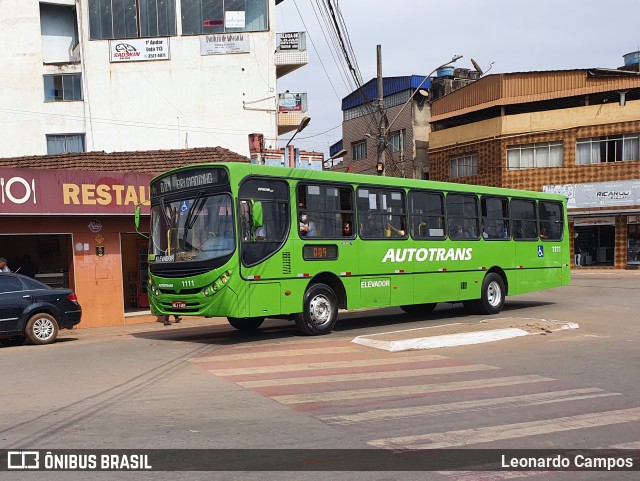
[0,335,26,347]
[295,283,338,336]
[476,273,506,315]
[25,313,59,345]
[227,317,265,331]
[400,303,437,315]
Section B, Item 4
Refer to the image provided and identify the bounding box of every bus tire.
[295,283,338,336]
[476,273,505,315]
[400,303,436,315]
[227,317,265,331]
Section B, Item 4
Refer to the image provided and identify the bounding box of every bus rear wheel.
[400,303,436,315]
[295,283,338,336]
[227,317,265,331]
[475,272,505,315]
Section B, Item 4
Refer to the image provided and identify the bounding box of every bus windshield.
[150,193,234,263]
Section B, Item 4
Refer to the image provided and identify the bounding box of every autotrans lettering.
[360,280,391,289]
[382,247,473,263]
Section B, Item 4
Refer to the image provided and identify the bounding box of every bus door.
[238,178,290,317]
[294,183,359,308]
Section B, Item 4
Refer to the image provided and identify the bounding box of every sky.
[275,0,640,156]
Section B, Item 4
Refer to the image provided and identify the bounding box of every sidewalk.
[58,315,227,339]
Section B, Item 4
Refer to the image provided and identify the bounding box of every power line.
[291,0,341,99]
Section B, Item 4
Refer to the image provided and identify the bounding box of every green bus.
[137,163,570,335]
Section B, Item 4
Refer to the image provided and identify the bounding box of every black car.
[0,272,82,346]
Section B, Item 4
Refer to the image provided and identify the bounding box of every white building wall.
[0,0,279,158]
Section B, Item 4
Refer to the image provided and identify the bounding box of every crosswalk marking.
[192,346,361,363]
[237,364,500,388]
[203,354,447,376]
[368,406,640,450]
[272,375,554,404]
[320,388,620,424]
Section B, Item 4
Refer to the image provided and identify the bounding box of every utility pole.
[376,45,387,176]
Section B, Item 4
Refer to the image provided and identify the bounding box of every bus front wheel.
[475,272,505,315]
[227,317,265,331]
[295,283,338,336]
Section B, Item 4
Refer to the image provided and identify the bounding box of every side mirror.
[252,201,263,228]
[134,202,149,239]
[134,205,141,230]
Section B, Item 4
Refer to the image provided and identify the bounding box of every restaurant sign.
[0,167,152,215]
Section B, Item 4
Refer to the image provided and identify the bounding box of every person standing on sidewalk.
[164,315,181,326]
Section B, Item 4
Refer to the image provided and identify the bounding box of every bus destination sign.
[151,168,228,196]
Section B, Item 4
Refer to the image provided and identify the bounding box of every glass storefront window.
[628,224,640,268]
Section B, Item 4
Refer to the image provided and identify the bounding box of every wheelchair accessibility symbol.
[180,201,189,212]
[538,245,544,257]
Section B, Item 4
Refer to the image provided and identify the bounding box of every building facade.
[330,76,431,178]
[330,71,478,178]
[0,0,307,158]
[428,65,640,269]
[0,148,248,328]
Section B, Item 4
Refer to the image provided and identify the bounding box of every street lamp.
[285,116,311,148]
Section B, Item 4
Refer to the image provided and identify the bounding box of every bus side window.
[297,183,354,239]
[511,198,537,240]
[409,191,445,239]
[481,196,510,240]
[446,193,478,240]
[539,201,564,241]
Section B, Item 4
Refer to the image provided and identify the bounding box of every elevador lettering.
[360,280,391,289]
[382,247,473,263]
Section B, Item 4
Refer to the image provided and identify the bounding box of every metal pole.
[376,45,386,176]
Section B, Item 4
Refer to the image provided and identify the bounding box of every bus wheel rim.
[33,318,54,340]
[487,281,502,307]
[309,294,331,326]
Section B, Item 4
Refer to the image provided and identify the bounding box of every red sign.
[0,167,153,216]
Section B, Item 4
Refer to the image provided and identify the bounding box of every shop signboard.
[0,167,152,216]
[574,217,616,226]
[278,92,304,112]
[277,32,300,51]
[110,38,170,62]
[544,180,640,209]
[200,33,250,55]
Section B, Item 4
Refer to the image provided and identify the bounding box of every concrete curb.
[352,321,580,352]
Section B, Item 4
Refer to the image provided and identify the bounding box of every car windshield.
[150,194,234,263]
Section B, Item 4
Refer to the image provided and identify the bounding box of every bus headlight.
[204,283,219,297]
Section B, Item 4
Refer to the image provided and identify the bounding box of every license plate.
[172,301,186,309]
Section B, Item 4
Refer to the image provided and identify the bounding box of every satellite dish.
[418,89,429,98]
[471,58,483,76]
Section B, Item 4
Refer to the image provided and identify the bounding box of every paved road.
[1,271,638,480]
